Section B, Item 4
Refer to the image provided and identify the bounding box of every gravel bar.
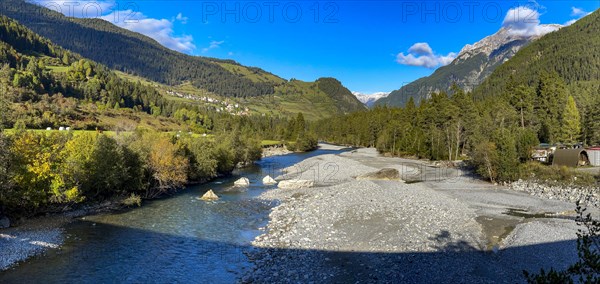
[245,147,592,283]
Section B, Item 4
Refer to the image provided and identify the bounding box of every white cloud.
[175,13,188,24]
[396,43,456,68]
[202,40,225,53]
[564,19,577,26]
[407,43,433,56]
[99,11,196,53]
[502,6,560,37]
[571,7,587,17]
[565,7,592,26]
[30,0,196,53]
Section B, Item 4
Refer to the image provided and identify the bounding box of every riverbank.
[0,200,124,271]
[261,145,292,158]
[246,147,593,283]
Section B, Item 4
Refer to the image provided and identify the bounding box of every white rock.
[234,177,250,187]
[278,179,314,189]
[263,175,277,185]
[199,190,219,201]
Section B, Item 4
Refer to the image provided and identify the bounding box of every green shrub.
[519,162,597,187]
[121,194,141,207]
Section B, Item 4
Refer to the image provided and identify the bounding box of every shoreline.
[0,200,124,271]
[244,147,593,282]
[0,146,305,272]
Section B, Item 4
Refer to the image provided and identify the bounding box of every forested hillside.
[315,11,600,183]
[376,25,550,107]
[0,15,324,218]
[476,10,600,110]
[0,0,365,116]
[0,0,276,98]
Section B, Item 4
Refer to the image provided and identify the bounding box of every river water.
[0,148,347,283]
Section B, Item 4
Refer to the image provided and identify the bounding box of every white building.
[587,147,600,166]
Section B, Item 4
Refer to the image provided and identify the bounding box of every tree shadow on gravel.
[0,222,578,284]
[428,230,479,253]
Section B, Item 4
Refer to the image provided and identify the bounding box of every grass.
[3,128,118,136]
[115,68,352,121]
[216,62,285,85]
[261,140,284,147]
[2,129,214,140]
[519,161,598,188]
[46,66,69,73]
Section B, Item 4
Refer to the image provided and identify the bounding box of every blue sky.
[32,1,600,94]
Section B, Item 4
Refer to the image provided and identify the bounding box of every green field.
[46,65,69,73]
[261,140,284,147]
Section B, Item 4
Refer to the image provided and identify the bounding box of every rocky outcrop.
[234,177,250,187]
[262,146,292,158]
[278,180,314,189]
[199,190,219,201]
[262,175,277,185]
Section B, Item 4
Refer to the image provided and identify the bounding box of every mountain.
[0,0,277,98]
[475,10,600,108]
[0,14,184,131]
[376,24,561,107]
[0,0,365,118]
[352,92,390,107]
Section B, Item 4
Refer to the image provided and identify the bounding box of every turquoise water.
[0,148,346,283]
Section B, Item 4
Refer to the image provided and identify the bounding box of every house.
[552,148,589,167]
[587,147,600,166]
[532,144,556,163]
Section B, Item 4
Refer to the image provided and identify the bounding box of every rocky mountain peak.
[456,24,562,62]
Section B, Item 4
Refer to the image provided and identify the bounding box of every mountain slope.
[377,25,559,107]
[475,10,600,106]
[0,0,364,117]
[0,0,278,98]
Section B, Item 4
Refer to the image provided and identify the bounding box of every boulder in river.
[356,168,403,181]
[262,175,277,185]
[234,177,250,186]
[199,190,219,201]
[278,179,314,189]
[0,215,10,228]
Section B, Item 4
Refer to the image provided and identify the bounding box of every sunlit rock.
[199,190,219,201]
[278,179,314,189]
[234,177,250,186]
[262,175,277,185]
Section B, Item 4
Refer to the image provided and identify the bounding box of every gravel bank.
[0,201,122,271]
[246,147,589,283]
[262,146,292,158]
[0,215,67,270]
[510,179,600,208]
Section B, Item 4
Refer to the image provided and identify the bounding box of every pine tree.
[560,95,582,144]
[535,72,568,143]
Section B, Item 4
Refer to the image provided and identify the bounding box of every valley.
[1,0,599,283]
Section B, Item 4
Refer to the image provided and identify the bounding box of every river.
[0,147,348,283]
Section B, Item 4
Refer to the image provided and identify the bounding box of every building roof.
[553,149,588,167]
